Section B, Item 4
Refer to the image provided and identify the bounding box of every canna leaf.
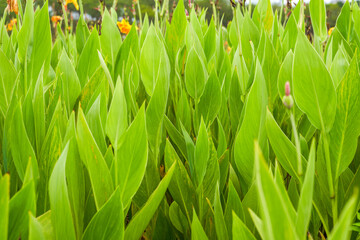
[293,30,336,132]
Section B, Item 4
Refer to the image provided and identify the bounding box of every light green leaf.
[100,9,122,67]
[254,142,298,240]
[8,181,36,240]
[191,209,208,240]
[29,213,46,240]
[328,192,358,240]
[194,118,209,186]
[0,174,9,240]
[232,212,256,240]
[116,104,148,207]
[197,70,222,125]
[0,48,17,117]
[76,28,101,87]
[49,143,76,240]
[17,0,34,64]
[77,107,114,210]
[124,163,176,240]
[295,140,316,237]
[30,0,51,81]
[329,53,360,180]
[185,47,208,99]
[139,25,170,96]
[293,31,336,132]
[56,50,81,114]
[82,187,124,240]
[234,60,268,185]
[309,0,328,41]
[9,102,39,182]
[106,77,127,149]
[214,182,228,240]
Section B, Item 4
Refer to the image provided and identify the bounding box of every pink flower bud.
[285,81,291,97]
[189,0,191,8]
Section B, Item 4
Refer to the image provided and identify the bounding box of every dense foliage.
[1,0,360,239]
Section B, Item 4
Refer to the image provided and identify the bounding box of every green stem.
[155,0,159,29]
[112,0,118,9]
[322,131,337,221]
[212,1,217,28]
[290,112,302,177]
[136,0,142,28]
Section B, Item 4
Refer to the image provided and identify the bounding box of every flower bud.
[282,95,294,109]
[285,81,291,96]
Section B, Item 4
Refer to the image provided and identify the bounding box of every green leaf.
[169,201,189,233]
[256,0,273,32]
[100,9,121,67]
[232,47,250,95]
[9,102,39,182]
[49,143,76,240]
[17,0,34,64]
[309,0,328,41]
[82,187,124,240]
[232,212,256,240]
[76,107,114,210]
[328,192,358,240]
[224,181,245,239]
[76,28,101,87]
[293,31,336,132]
[76,14,90,55]
[29,213,46,240]
[234,60,268,185]
[266,109,306,181]
[8,181,36,240]
[164,139,195,224]
[254,142,298,239]
[214,182,228,240]
[330,45,350,87]
[63,112,85,239]
[139,25,170,96]
[295,140,316,237]
[194,118,209,186]
[116,104,148,207]
[30,0,51,81]
[185,47,208,100]
[165,0,187,62]
[106,77,127,149]
[124,163,176,240]
[32,67,45,157]
[0,48,17,117]
[329,53,360,180]
[56,50,81,114]
[197,70,222,125]
[0,174,9,240]
[191,209,208,240]
[145,53,170,157]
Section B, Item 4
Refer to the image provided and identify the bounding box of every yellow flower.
[65,0,79,11]
[328,27,334,36]
[6,18,17,31]
[6,0,18,15]
[117,19,132,34]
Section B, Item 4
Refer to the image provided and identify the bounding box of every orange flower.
[51,16,62,24]
[117,19,133,34]
[6,0,18,15]
[328,27,334,36]
[6,18,17,31]
[65,0,79,11]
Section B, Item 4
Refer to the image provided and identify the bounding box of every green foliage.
[1,0,360,239]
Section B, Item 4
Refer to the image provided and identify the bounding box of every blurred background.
[0,0,356,28]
